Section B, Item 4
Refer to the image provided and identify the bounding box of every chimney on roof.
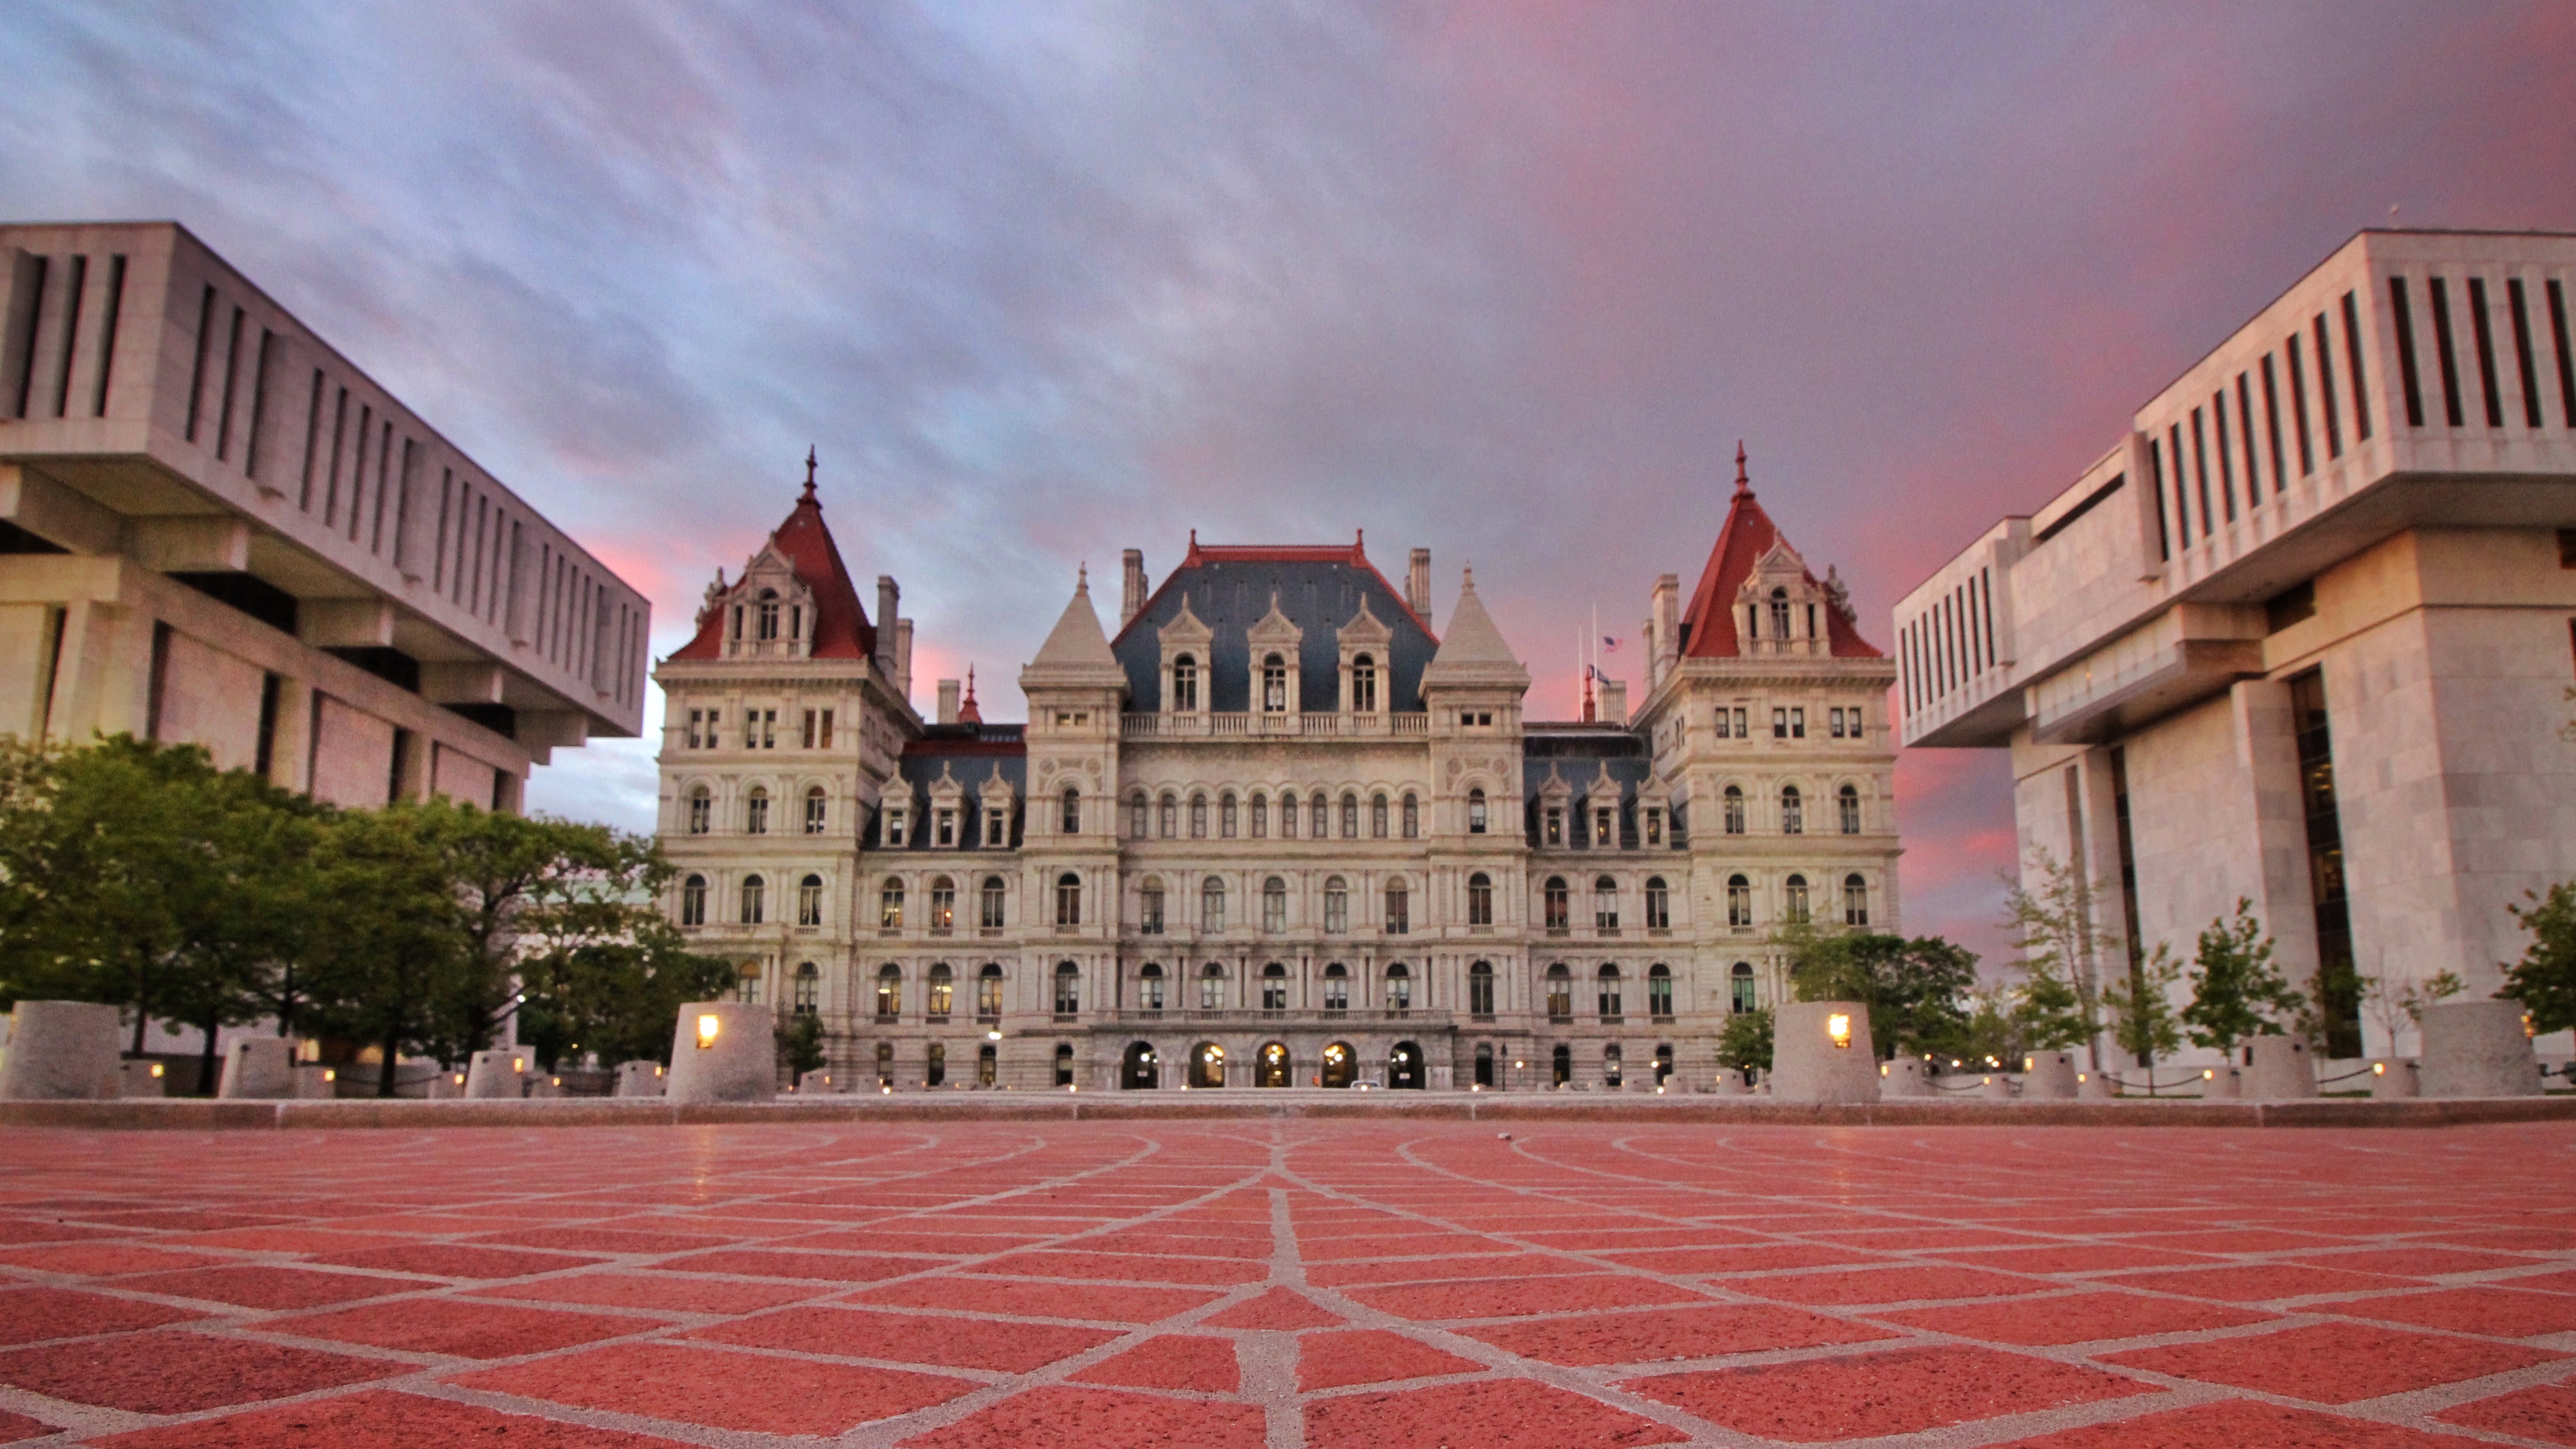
[1121,549,1146,627]
[894,618,915,709]
[875,576,900,677]
[1406,548,1432,629]
[1650,573,1680,686]
[1599,678,1628,727]
[937,678,961,725]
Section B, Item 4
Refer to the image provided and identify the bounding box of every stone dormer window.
[717,545,817,660]
[929,763,966,848]
[978,766,1015,849]
[1336,595,1393,716]
[1159,594,1212,714]
[1247,593,1304,713]
[1737,541,1830,658]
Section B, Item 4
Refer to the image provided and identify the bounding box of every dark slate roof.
[1520,726,1683,851]
[1109,539,1439,712]
[879,724,1026,849]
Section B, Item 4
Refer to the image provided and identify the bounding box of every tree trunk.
[377,1021,402,1098]
[131,1006,149,1056]
[197,1007,221,1096]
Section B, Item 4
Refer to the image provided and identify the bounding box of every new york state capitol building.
[655,456,1897,1091]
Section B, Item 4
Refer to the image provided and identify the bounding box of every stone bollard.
[2242,1036,2318,1100]
[666,1002,777,1105]
[464,1049,531,1099]
[2369,1058,2420,1099]
[527,1073,564,1099]
[1879,1057,1935,1098]
[120,1059,169,1098]
[0,1002,124,1101]
[218,1038,299,1100]
[2076,1069,2114,1099]
[2198,1066,2242,1100]
[1769,1002,1879,1104]
[613,1061,667,1098]
[1708,1068,1750,1097]
[293,1063,340,1100]
[1979,1074,2015,1099]
[2021,1051,2079,1100]
[797,1069,841,1095]
[2419,999,2541,1099]
[428,1069,469,1100]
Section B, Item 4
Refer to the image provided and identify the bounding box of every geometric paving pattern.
[1,1121,2575,1445]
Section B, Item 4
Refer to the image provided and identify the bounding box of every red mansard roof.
[1678,449,1882,660]
[667,477,877,661]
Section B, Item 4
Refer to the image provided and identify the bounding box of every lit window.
[928,876,954,932]
[1545,964,1572,1019]
[879,879,903,930]
[977,964,1003,1019]
[876,965,901,1019]
[927,963,953,1019]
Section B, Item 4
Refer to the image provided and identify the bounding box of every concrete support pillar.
[1769,1002,1880,1104]
[2419,999,2540,1098]
[2022,1051,2079,1099]
[216,1038,298,1099]
[463,1048,530,1099]
[266,676,313,794]
[613,1060,667,1098]
[667,1002,777,1104]
[0,1001,124,1100]
[2243,1036,2318,1100]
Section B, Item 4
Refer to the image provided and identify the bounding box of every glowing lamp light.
[2202,1068,2217,1080]
[880,1084,892,1095]
[2023,1056,2036,1072]
[2527,1012,2538,1040]
[452,1072,466,1086]
[148,1063,164,1078]
[1655,1084,1665,1095]
[695,1014,722,1049]
[1878,1063,1889,1078]
[322,1068,335,1083]
[987,1029,1003,1042]
[2077,1073,2088,1084]
[1826,1013,1852,1049]
[2373,1061,2388,1076]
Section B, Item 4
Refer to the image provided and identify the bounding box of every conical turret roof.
[1422,567,1529,689]
[1022,566,1126,687]
[1678,447,1881,659]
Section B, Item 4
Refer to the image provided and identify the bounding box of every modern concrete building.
[0,222,647,808]
[1898,229,2576,1062]
[659,453,1898,1091]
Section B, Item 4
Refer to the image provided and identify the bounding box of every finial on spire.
[1078,562,1089,590]
[1734,440,1750,497]
[959,665,982,724]
[802,446,818,501]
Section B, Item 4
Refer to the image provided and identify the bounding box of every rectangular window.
[2212,391,2236,520]
[2287,334,2315,475]
[1772,707,1787,739]
[2469,276,2505,427]
[2148,435,2170,559]
[686,709,704,749]
[2509,278,2545,428]
[2550,280,2576,428]
[1730,706,1747,738]
[1544,807,1563,847]
[936,809,956,847]
[213,307,244,461]
[1790,706,1805,739]
[2341,289,2372,441]
[2190,407,2213,535]
[183,284,213,440]
[2429,276,2466,426]
[2316,315,2345,455]
[2240,372,2264,498]
[2289,670,2363,1058]
[2387,278,2424,428]
[801,709,817,748]
[2169,424,2190,547]
[92,254,124,418]
[819,710,834,748]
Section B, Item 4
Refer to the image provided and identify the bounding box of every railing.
[1123,712,1433,740]
[1106,1008,1453,1026]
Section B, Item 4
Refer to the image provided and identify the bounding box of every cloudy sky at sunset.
[6,2,2573,959]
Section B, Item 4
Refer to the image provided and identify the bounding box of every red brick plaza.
[7,1120,2576,1447]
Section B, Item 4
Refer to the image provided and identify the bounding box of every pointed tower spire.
[1422,564,1530,692]
[1734,440,1751,498]
[1023,564,1125,685]
[802,446,819,503]
[958,664,983,724]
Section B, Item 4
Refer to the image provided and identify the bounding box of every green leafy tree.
[306,805,477,1096]
[1717,1008,1772,1077]
[1776,923,1979,1060]
[2502,883,2576,1034]
[778,1011,828,1080]
[2180,899,2305,1053]
[2002,850,2120,1064]
[2101,941,2184,1068]
[2011,955,2093,1053]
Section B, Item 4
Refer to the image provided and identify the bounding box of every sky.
[6,1,2574,963]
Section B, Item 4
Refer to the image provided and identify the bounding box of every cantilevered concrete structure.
[0,222,648,808]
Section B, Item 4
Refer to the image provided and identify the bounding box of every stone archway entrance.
[1319,1040,1356,1089]
[1257,1042,1291,1087]
[1121,1042,1159,1090]
[1188,1042,1226,1088]
[1389,1040,1423,1089]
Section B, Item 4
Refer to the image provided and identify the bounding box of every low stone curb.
[5,1092,2575,1130]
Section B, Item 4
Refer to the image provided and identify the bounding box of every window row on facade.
[677,702,840,751]
[681,781,835,836]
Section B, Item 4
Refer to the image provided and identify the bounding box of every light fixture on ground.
[1769,1001,1880,1104]
[666,1002,776,1104]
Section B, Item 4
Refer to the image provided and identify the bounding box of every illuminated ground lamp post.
[665,1001,777,1104]
[1768,1001,1879,1104]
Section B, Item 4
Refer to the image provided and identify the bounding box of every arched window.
[1280,792,1299,838]
[1645,876,1670,930]
[1543,876,1570,931]
[737,962,762,1004]
[1474,1041,1495,1086]
[976,963,1004,1020]
[687,785,711,835]
[1371,793,1389,838]
[1262,962,1288,1010]
[793,962,818,1015]
[1383,878,1409,934]
[1593,875,1619,931]
[1312,791,1329,836]
[1654,1040,1675,1084]
[1060,787,1081,834]
[757,589,781,641]
[1781,785,1804,835]
[1199,962,1228,1010]
[1785,873,1811,924]
[1130,791,1150,839]
[1385,962,1412,1012]
[926,963,954,1020]
[804,786,827,834]
[879,878,904,930]
[1053,961,1080,1015]
[1726,874,1752,927]
[1322,962,1349,1012]
[680,874,707,926]
[1401,793,1419,839]
[1053,1042,1074,1086]
[926,1042,945,1086]
[1055,872,1081,927]
[1604,1042,1624,1087]
[978,1042,997,1085]
[875,964,901,1019]
[874,1040,894,1084]
[1159,792,1178,838]
[980,875,1006,930]
[1467,787,1488,834]
[1249,793,1268,838]
[1731,961,1757,1014]
[1648,963,1674,1019]
[1140,877,1165,935]
[1220,792,1238,838]
[1263,876,1287,933]
[1351,653,1378,712]
[1341,793,1360,839]
[1190,793,1208,838]
[1469,961,1496,1016]
[740,875,766,925]
[1552,1042,1572,1086]
[1545,964,1572,1020]
[1323,876,1350,934]
[1723,785,1745,835]
[1172,653,1198,712]
[1467,872,1493,927]
[798,874,825,927]
[1262,653,1289,712]
[1201,875,1226,934]
[1138,962,1166,1013]
[1597,963,1623,1021]
[1844,873,1870,927]
[1769,587,1792,641]
[1838,783,1862,835]
[745,786,770,835]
